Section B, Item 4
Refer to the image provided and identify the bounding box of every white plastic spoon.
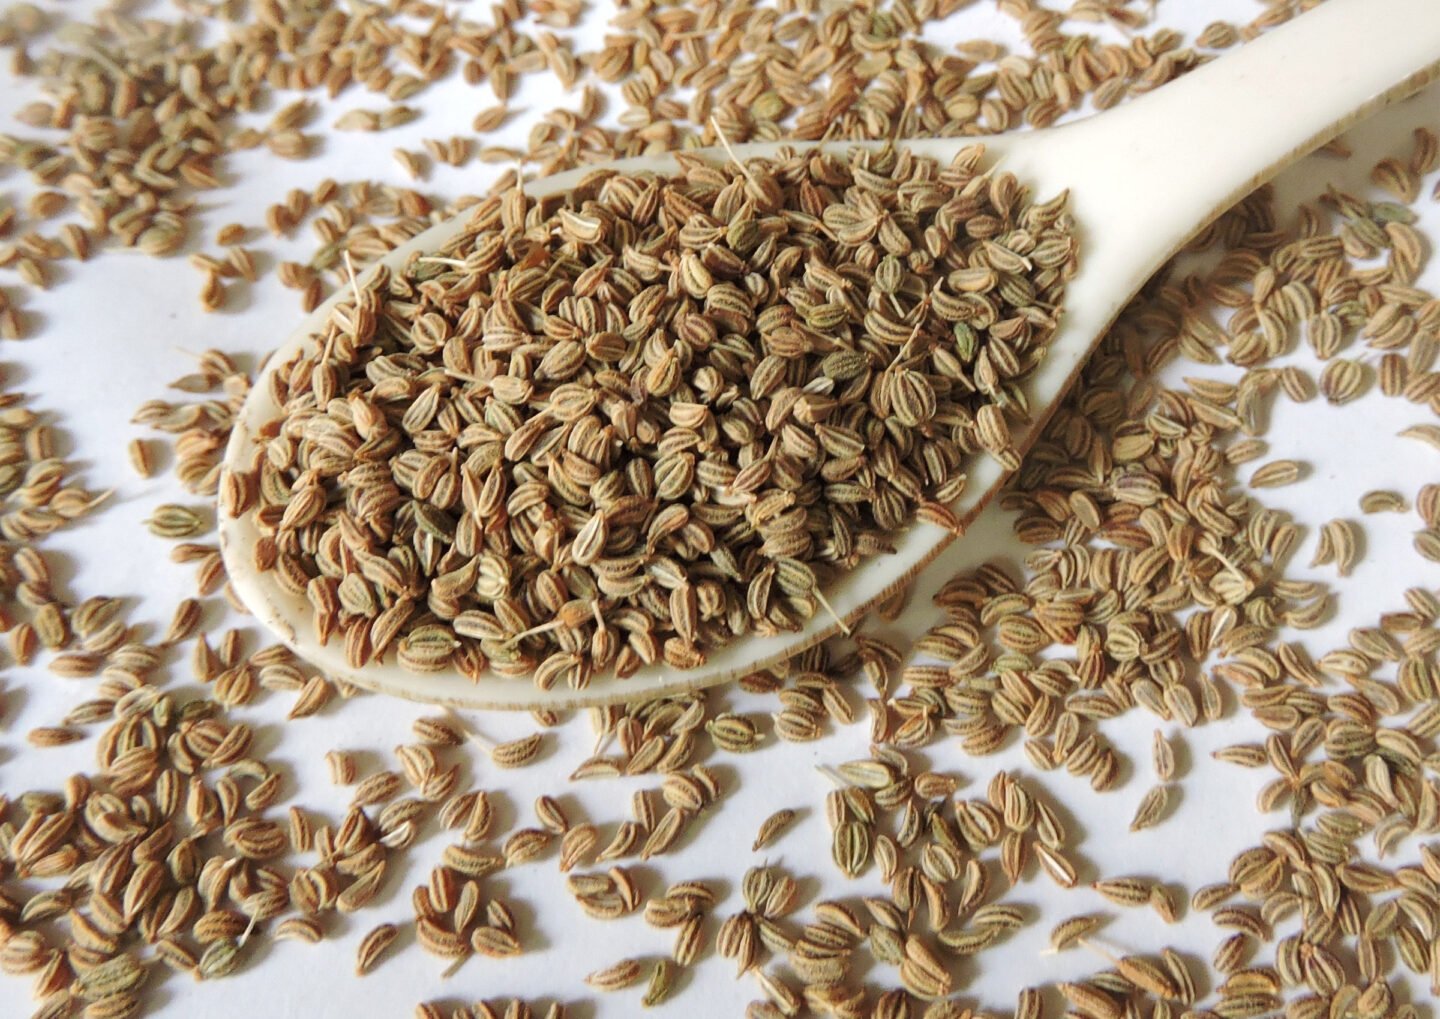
[219,0,1440,710]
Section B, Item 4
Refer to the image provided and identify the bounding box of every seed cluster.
[2,1,1440,1018]
[0,0,1344,330]
[226,145,1076,686]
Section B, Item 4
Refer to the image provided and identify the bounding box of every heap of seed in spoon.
[225,144,1076,687]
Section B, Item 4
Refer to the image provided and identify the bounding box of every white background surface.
[2,1,1439,1016]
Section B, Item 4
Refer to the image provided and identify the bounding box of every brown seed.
[471,926,522,958]
[673,913,706,966]
[155,603,202,652]
[1129,784,1173,831]
[1400,423,1440,453]
[1318,359,1368,404]
[1360,490,1407,513]
[584,957,643,991]
[416,919,469,959]
[752,809,797,852]
[1151,731,1176,782]
[355,923,399,975]
[1035,843,1078,888]
[326,750,357,785]
[27,726,83,747]
[287,674,334,720]
[490,733,544,768]
[1248,459,1304,488]
[144,504,206,538]
[1049,914,1105,952]
[413,717,466,746]
[1092,877,1155,907]
[534,795,569,835]
[128,439,155,478]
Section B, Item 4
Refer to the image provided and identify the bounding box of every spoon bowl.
[219,0,1440,709]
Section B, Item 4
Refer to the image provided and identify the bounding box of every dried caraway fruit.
[1048,914,1106,952]
[752,808,797,851]
[1359,489,1407,513]
[7,4,1440,1019]
[143,503,206,538]
[1128,784,1173,831]
[584,957,644,991]
[356,923,400,975]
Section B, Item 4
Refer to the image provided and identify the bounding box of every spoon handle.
[1005,0,1440,301]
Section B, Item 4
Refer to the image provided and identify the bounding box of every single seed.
[144,504,206,538]
[1399,423,1440,452]
[752,809,797,852]
[128,439,154,478]
[1360,490,1407,513]
[355,923,399,975]
[1152,731,1176,782]
[641,958,674,1007]
[1049,914,1105,952]
[1248,460,1304,488]
[584,958,643,991]
[1129,784,1173,832]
